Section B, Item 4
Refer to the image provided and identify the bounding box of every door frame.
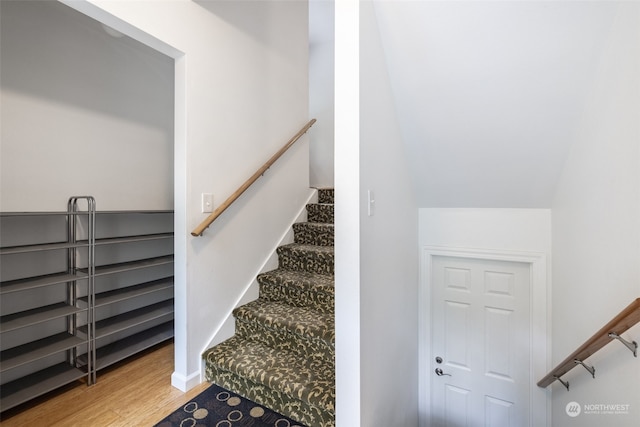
[419,246,550,427]
[58,0,191,390]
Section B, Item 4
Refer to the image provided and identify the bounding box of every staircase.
[203,188,335,427]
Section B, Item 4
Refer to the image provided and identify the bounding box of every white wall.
[0,0,174,211]
[62,0,310,390]
[358,3,419,425]
[334,0,361,424]
[551,3,640,426]
[373,0,622,209]
[309,0,335,188]
[419,209,552,254]
[335,2,419,425]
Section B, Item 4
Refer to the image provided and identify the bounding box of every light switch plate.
[368,190,375,216]
[202,193,213,213]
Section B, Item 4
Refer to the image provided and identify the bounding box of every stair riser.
[259,283,334,314]
[235,320,334,361]
[318,189,334,205]
[306,204,334,224]
[278,246,334,276]
[205,366,335,427]
[293,223,334,246]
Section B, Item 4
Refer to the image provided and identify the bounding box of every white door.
[430,256,531,427]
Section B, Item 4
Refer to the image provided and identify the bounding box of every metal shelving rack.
[86,210,174,375]
[0,201,174,412]
[0,197,95,412]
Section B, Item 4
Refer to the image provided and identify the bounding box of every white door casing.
[419,247,550,427]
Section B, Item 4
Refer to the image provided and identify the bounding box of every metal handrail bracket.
[608,332,638,357]
[573,359,595,378]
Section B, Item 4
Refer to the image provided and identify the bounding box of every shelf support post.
[608,332,638,357]
[68,196,96,386]
[573,359,595,378]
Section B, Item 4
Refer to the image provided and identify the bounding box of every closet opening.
[0,0,181,411]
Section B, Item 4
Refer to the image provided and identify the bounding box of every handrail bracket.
[554,376,570,391]
[573,359,595,378]
[608,332,638,357]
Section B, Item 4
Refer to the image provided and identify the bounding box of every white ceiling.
[373,0,622,208]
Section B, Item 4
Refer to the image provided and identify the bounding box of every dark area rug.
[154,383,307,427]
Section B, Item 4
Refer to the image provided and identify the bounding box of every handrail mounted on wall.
[191,119,316,237]
[538,297,640,391]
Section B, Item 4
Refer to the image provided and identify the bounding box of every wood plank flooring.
[0,340,209,426]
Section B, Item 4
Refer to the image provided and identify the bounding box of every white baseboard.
[171,370,202,392]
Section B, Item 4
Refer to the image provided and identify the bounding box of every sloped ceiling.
[373,1,621,208]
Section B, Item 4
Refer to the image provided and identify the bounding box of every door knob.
[435,368,451,377]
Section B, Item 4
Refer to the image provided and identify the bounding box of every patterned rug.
[154,383,307,427]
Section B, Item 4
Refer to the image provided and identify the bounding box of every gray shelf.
[94,233,173,246]
[90,255,174,277]
[0,211,86,217]
[0,210,172,217]
[96,210,174,215]
[0,241,87,255]
[0,272,88,295]
[0,303,87,333]
[80,300,173,339]
[0,363,87,412]
[0,332,87,373]
[93,321,173,371]
[79,278,174,308]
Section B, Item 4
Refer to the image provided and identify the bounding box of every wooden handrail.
[537,297,640,389]
[191,119,316,237]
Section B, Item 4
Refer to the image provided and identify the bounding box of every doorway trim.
[58,0,190,390]
[419,246,550,427]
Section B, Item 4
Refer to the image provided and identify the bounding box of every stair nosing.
[278,242,335,252]
[257,268,335,289]
[293,222,334,227]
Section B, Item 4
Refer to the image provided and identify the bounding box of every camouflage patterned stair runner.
[203,188,335,427]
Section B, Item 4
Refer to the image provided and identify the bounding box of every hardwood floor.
[0,340,210,426]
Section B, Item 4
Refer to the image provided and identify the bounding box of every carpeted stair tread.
[258,268,334,293]
[204,336,335,413]
[207,368,335,427]
[278,242,335,255]
[258,268,334,314]
[277,243,334,276]
[317,188,334,205]
[293,222,334,246]
[306,203,334,224]
[233,299,334,345]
